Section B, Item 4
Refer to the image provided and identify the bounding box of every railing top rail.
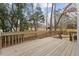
[0,29,77,36]
[1,31,35,36]
[1,30,47,36]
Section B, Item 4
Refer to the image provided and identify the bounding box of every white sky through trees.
[37,3,77,27]
[37,3,68,26]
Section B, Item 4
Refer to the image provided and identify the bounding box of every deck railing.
[0,30,76,49]
[0,31,50,48]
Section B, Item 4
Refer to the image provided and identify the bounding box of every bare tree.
[56,3,72,27]
[50,3,54,35]
[55,3,72,39]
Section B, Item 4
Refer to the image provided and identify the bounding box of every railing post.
[69,32,72,41]
[0,32,2,49]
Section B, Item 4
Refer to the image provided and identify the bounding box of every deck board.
[0,37,77,56]
[30,39,62,56]
[66,41,74,56]
[60,41,72,56]
[51,40,69,56]
[71,42,77,56]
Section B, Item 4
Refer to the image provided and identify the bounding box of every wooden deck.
[0,37,77,56]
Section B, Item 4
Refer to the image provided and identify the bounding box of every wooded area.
[0,3,77,32]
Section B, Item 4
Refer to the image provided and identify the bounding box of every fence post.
[0,32,2,49]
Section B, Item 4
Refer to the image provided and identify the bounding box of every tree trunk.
[58,32,62,39]
[54,4,57,31]
[34,20,37,31]
[50,3,54,35]
[46,3,48,31]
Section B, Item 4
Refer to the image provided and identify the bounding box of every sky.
[34,3,68,15]
[39,3,68,26]
[41,3,68,14]
[56,3,67,10]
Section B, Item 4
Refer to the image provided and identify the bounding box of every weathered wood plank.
[46,39,67,56]
[65,42,74,56]
[60,41,72,56]
[23,39,61,56]
[52,40,69,56]
[0,37,51,55]
[71,42,77,56]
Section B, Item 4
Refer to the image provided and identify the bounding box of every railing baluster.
[16,35,17,44]
[20,34,21,43]
[14,35,16,44]
[20,35,21,43]
[12,35,14,45]
[8,35,10,46]
[19,35,21,43]
[4,36,7,47]
[22,34,24,41]
[16,35,18,44]
[20,34,22,43]
[15,35,17,44]
[17,35,19,43]
[21,34,23,42]
[0,33,2,49]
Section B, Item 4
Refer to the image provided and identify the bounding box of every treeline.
[0,3,45,32]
